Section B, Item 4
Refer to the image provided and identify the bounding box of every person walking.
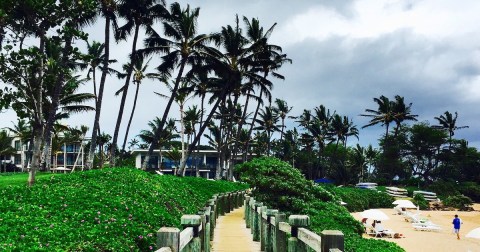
[452,214,462,240]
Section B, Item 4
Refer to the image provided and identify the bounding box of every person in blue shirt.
[452,214,462,240]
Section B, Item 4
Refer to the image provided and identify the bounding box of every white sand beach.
[351,204,480,252]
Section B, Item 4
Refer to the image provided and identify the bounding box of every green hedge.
[236,157,404,252]
[323,186,394,212]
[0,168,247,251]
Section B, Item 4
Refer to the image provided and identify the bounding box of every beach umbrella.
[466,227,480,239]
[360,209,390,221]
[395,201,417,209]
[392,199,413,205]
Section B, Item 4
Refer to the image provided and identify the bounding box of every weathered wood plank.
[179,227,194,251]
[298,228,321,252]
[279,222,291,234]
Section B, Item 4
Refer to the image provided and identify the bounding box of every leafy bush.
[412,194,429,210]
[235,156,336,212]
[427,180,460,198]
[444,195,473,209]
[324,186,394,212]
[0,168,247,251]
[458,182,480,202]
[236,157,404,252]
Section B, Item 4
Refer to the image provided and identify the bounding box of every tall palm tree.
[361,95,395,139]
[254,106,281,155]
[138,117,178,170]
[243,17,291,157]
[110,0,168,164]
[118,57,160,152]
[434,111,469,148]
[87,0,119,170]
[272,98,292,142]
[392,95,418,137]
[141,2,215,170]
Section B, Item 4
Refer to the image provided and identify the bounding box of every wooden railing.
[156,191,245,252]
[245,195,344,252]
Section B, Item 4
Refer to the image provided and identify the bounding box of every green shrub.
[412,194,429,210]
[0,168,247,251]
[444,195,473,209]
[458,182,480,202]
[323,186,394,212]
[237,157,404,252]
[427,180,460,198]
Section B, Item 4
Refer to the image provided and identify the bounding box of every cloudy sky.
[1,0,479,149]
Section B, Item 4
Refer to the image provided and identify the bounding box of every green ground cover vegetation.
[236,157,403,252]
[0,168,247,251]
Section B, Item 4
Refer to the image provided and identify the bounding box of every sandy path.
[351,204,480,252]
[211,206,261,252]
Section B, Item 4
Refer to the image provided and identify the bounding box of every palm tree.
[243,17,291,158]
[361,95,395,138]
[392,95,418,136]
[141,2,215,170]
[0,131,16,173]
[434,111,469,148]
[272,98,292,142]
[110,0,167,164]
[6,119,32,170]
[138,117,178,170]
[87,0,119,170]
[118,57,160,152]
[254,106,281,155]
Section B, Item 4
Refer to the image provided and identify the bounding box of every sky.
[1,0,479,149]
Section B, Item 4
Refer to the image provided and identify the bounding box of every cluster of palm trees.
[0,0,293,184]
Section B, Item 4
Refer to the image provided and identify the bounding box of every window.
[14,154,21,165]
[14,141,21,151]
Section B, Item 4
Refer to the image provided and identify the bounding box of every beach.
[351,204,480,252]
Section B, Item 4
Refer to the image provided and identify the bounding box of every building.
[131,149,221,178]
[1,133,86,172]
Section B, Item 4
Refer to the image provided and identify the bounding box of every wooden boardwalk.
[211,206,260,252]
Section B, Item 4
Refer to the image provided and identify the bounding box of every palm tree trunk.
[93,69,98,104]
[43,36,73,172]
[88,16,111,170]
[244,88,264,162]
[121,81,140,151]
[111,24,140,166]
[180,104,186,176]
[178,87,228,175]
[142,58,188,170]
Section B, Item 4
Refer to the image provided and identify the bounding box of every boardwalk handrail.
[245,195,344,252]
[156,191,245,252]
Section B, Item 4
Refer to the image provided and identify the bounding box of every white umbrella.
[395,201,417,209]
[466,227,480,239]
[392,199,413,205]
[360,209,390,221]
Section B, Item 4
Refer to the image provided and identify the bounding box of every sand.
[351,204,480,252]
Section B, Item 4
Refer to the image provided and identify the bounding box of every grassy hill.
[0,168,247,251]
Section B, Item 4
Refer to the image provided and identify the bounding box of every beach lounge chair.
[412,222,442,232]
[374,224,385,237]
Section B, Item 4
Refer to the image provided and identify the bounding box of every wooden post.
[288,215,310,252]
[264,209,278,252]
[202,208,211,252]
[260,206,268,251]
[249,198,256,232]
[197,211,206,252]
[208,200,216,241]
[244,195,251,224]
[253,202,263,241]
[181,215,202,252]
[273,212,287,252]
[212,194,219,220]
[320,230,344,252]
[157,227,180,252]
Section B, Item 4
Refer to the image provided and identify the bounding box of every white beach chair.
[412,222,442,232]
